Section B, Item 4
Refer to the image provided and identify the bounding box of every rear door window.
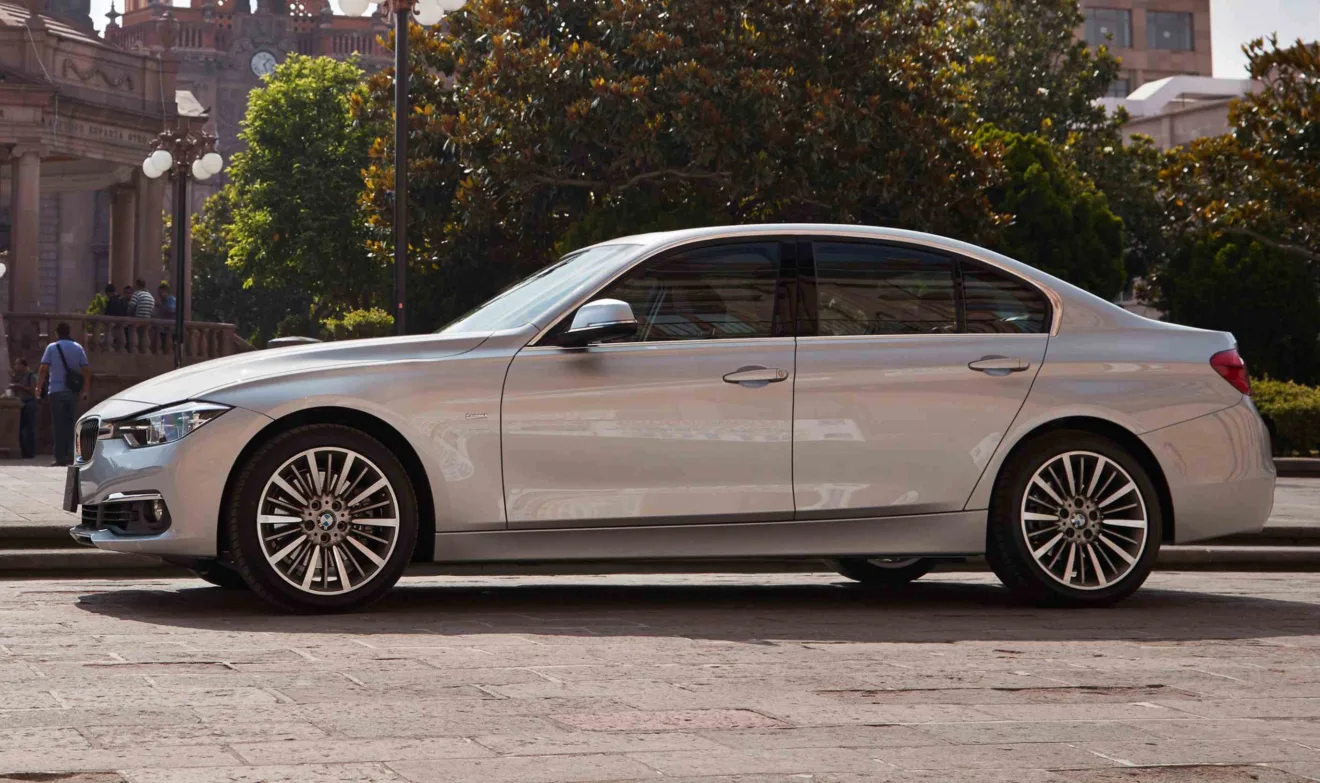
[808,242,959,336]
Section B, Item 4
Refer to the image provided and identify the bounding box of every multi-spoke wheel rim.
[1020,451,1148,591]
[258,447,399,595]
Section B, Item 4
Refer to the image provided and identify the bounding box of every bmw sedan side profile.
[68,225,1275,613]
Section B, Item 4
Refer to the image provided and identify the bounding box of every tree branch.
[1221,227,1320,263]
[528,168,729,191]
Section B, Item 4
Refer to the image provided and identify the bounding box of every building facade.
[1079,0,1214,96]
[0,0,385,324]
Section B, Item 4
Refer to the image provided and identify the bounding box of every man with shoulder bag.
[36,323,91,467]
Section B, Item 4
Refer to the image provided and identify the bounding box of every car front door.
[792,238,1050,519]
[501,239,797,528]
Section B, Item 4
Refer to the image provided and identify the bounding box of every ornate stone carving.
[60,60,135,92]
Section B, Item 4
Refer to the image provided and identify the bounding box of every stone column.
[109,184,137,286]
[8,148,41,313]
[134,169,165,286]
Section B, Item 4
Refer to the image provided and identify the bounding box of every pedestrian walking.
[36,323,90,467]
[103,284,129,317]
[9,357,38,459]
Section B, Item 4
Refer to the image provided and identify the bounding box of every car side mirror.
[559,299,638,348]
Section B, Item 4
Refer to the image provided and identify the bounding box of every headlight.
[106,402,230,448]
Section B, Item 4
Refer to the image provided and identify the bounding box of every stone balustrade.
[5,313,244,379]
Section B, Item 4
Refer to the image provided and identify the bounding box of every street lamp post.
[338,0,463,335]
[141,124,224,369]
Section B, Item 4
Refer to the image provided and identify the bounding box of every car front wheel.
[225,424,418,613]
[988,431,1162,607]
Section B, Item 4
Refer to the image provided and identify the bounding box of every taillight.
[1210,348,1251,396]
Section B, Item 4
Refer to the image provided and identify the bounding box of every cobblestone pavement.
[1,572,1320,782]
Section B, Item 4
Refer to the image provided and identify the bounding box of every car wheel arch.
[986,416,1175,546]
[216,406,437,564]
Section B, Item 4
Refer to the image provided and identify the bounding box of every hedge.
[1254,378,1320,456]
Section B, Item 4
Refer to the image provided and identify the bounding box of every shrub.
[85,293,108,315]
[319,308,394,341]
[1253,378,1320,456]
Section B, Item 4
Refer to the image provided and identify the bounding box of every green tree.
[192,185,312,345]
[957,0,1122,143]
[1157,234,1320,384]
[1150,39,1320,380]
[224,54,384,325]
[981,129,1125,299]
[357,0,1005,330]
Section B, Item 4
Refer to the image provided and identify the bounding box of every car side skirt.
[432,511,986,563]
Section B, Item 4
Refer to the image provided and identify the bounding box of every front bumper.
[1141,398,1276,544]
[70,406,272,557]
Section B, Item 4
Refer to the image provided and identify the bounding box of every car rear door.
[792,238,1049,519]
[501,238,798,528]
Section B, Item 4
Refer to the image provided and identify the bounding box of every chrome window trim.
[529,228,1063,346]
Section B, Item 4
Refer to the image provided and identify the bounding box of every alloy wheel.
[257,447,400,595]
[1019,450,1149,590]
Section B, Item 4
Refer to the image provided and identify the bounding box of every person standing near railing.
[36,323,90,467]
[129,278,157,350]
[9,358,38,459]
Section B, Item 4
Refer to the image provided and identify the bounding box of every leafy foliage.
[981,129,1125,299]
[222,55,385,325]
[1149,38,1320,383]
[192,185,312,346]
[1253,378,1320,456]
[957,0,1121,142]
[1155,233,1320,385]
[357,0,1006,330]
[319,308,395,340]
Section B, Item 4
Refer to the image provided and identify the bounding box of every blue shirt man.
[40,334,89,394]
[36,323,91,467]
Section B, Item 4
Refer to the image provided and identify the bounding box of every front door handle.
[723,366,790,386]
[968,356,1028,375]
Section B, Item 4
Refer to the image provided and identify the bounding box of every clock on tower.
[250,50,278,78]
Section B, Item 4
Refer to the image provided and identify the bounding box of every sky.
[85,0,1320,79]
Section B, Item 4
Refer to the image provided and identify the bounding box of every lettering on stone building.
[44,116,155,147]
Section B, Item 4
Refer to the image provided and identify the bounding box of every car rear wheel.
[834,557,938,587]
[225,424,418,613]
[987,431,1162,607]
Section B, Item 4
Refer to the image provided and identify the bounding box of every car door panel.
[502,340,795,527]
[794,334,1046,518]
[792,239,1050,519]
[501,239,797,530]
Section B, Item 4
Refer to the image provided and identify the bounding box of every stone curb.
[1276,457,1320,477]
[5,545,1320,579]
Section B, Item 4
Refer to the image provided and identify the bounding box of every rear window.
[962,263,1050,334]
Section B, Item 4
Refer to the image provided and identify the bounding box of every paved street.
[1,572,1320,782]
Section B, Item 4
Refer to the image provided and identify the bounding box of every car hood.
[95,331,493,418]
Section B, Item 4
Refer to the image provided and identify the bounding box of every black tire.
[225,424,418,613]
[987,430,1163,607]
[834,557,938,587]
[191,562,249,590]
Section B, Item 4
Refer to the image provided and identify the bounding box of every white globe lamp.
[339,0,369,16]
[192,158,213,180]
[149,148,173,172]
[201,151,223,175]
[413,0,443,25]
[142,156,164,179]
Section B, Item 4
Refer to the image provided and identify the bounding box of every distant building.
[1079,0,1214,94]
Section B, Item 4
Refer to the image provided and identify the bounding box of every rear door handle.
[968,356,1028,374]
[723,366,790,386]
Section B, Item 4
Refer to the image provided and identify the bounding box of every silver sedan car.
[69,225,1275,613]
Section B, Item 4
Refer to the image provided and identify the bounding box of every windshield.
[438,244,641,335]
